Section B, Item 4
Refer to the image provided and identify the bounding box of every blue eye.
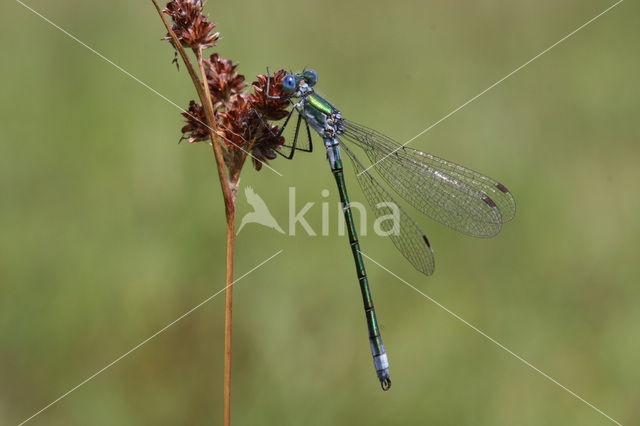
[303,69,318,87]
[282,74,296,93]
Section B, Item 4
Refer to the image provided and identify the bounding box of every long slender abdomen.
[325,137,391,390]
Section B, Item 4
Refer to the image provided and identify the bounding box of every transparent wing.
[341,120,516,237]
[341,142,435,276]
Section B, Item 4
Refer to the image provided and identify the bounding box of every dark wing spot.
[482,196,497,208]
[495,183,509,194]
[422,234,432,248]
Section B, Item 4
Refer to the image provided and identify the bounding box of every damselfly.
[258,69,515,391]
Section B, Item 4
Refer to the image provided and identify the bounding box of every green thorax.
[302,92,338,135]
[306,93,337,116]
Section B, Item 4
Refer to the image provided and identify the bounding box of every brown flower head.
[180,90,286,170]
[249,124,281,171]
[215,94,250,150]
[181,100,209,143]
[217,94,284,170]
[161,0,289,172]
[204,53,246,105]
[163,0,219,49]
[248,69,290,121]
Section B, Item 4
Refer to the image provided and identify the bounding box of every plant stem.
[223,200,235,426]
[193,47,237,425]
[151,2,238,424]
[194,47,236,220]
[221,164,245,426]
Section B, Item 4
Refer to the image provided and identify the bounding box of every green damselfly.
[258,69,515,391]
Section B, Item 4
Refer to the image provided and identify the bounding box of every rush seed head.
[162,0,219,49]
[161,0,288,171]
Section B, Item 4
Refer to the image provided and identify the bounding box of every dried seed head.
[216,94,252,150]
[248,69,290,121]
[163,0,219,49]
[204,54,246,106]
[162,0,289,172]
[249,125,281,171]
[181,93,284,171]
[180,100,209,143]
[217,94,284,170]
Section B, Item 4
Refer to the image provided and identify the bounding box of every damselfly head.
[282,74,297,93]
[283,70,318,94]
[302,69,318,87]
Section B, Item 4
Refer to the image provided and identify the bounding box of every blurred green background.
[1,0,638,424]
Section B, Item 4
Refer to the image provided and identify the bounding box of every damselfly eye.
[303,69,318,87]
[282,74,296,93]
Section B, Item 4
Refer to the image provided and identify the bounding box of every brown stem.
[194,47,235,221]
[151,2,238,424]
[192,47,238,425]
[220,155,249,426]
[223,201,235,426]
